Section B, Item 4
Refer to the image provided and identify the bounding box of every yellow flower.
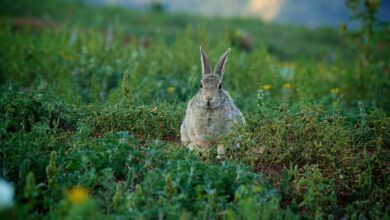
[167,86,175,94]
[60,51,73,62]
[262,84,271,91]
[330,88,340,94]
[67,186,89,204]
[283,83,291,89]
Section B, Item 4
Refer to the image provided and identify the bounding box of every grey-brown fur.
[180,47,245,157]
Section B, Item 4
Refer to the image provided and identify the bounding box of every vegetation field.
[0,0,389,219]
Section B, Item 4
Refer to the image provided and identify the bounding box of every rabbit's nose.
[205,96,213,101]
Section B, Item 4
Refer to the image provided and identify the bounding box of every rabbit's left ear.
[214,48,230,78]
[200,46,212,76]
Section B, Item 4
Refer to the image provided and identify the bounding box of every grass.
[0,0,389,219]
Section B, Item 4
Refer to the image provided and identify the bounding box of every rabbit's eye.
[199,82,203,88]
[218,83,223,89]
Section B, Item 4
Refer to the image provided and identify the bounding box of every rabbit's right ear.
[214,48,230,78]
[200,46,212,75]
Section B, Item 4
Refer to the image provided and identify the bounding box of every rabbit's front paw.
[217,144,226,159]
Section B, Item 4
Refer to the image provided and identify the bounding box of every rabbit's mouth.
[203,103,219,109]
[204,101,217,108]
[196,95,225,109]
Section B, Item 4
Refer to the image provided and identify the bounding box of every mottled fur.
[180,47,245,157]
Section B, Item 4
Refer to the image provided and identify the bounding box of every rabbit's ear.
[200,46,212,75]
[214,48,230,78]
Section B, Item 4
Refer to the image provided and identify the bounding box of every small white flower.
[0,179,15,209]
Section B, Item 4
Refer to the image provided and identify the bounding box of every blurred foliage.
[0,0,389,219]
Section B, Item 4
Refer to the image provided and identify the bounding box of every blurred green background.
[0,0,389,110]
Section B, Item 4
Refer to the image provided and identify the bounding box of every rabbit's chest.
[192,107,232,137]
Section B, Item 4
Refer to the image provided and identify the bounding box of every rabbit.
[180,46,245,158]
